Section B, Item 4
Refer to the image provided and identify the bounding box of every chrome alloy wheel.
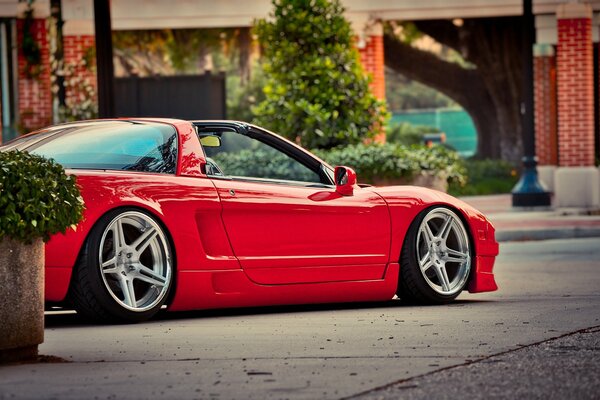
[416,208,471,296]
[98,211,172,312]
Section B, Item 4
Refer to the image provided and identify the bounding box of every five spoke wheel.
[398,207,472,303]
[70,209,173,322]
[99,211,172,312]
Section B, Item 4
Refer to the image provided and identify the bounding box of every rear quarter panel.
[44,171,233,301]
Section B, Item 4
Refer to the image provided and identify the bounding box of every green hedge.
[314,143,466,186]
[213,148,317,182]
[212,143,466,187]
[0,151,85,243]
[448,158,518,196]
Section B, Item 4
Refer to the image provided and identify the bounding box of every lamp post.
[512,0,551,207]
[94,0,115,118]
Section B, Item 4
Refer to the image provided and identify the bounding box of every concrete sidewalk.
[460,194,600,242]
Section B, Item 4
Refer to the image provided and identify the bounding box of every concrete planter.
[372,171,448,192]
[0,237,44,363]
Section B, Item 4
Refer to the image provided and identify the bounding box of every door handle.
[229,189,236,196]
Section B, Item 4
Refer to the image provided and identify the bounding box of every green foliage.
[409,145,466,186]
[56,56,98,122]
[314,143,466,185]
[21,2,42,79]
[212,149,316,182]
[314,143,413,182]
[0,151,85,244]
[227,64,267,122]
[448,158,518,196]
[165,29,223,73]
[206,142,465,187]
[386,122,440,146]
[253,0,388,149]
[384,71,456,111]
[112,28,236,76]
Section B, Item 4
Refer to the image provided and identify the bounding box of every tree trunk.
[384,35,502,158]
[385,17,524,162]
[238,27,252,86]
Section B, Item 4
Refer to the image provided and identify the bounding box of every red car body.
[3,119,498,318]
[37,118,497,313]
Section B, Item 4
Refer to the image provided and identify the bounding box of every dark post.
[511,0,552,207]
[50,0,65,109]
[94,0,115,118]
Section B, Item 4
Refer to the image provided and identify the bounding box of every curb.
[496,227,600,242]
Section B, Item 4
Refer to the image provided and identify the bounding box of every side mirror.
[334,166,357,196]
[200,135,222,148]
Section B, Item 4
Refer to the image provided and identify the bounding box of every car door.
[197,124,391,285]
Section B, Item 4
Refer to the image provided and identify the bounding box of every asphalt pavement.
[0,237,599,400]
[1,194,600,399]
[352,326,600,400]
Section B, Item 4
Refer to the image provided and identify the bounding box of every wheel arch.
[399,203,476,261]
[397,202,476,299]
[67,203,178,307]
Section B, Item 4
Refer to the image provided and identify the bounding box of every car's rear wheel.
[70,209,174,323]
[397,206,472,304]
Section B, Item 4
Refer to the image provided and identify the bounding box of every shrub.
[0,151,85,243]
[212,148,316,182]
[227,65,267,122]
[386,122,440,146]
[314,143,466,186]
[314,143,415,182]
[206,142,465,187]
[448,158,518,196]
[253,0,387,149]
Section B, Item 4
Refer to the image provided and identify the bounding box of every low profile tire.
[397,206,472,304]
[70,209,174,323]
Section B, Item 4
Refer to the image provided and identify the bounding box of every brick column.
[63,34,97,107]
[554,3,599,208]
[556,4,594,167]
[17,18,52,132]
[357,21,385,142]
[357,25,385,101]
[533,44,558,166]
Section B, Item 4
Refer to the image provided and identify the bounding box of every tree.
[253,0,387,149]
[384,18,524,161]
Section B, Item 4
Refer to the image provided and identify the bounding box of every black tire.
[397,206,472,304]
[69,208,174,323]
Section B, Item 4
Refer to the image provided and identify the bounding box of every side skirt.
[169,263,400,312]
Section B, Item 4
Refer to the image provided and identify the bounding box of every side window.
[200,130,321,184]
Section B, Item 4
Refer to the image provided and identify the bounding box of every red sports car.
[1,119,498,322]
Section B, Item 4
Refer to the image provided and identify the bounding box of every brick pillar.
[357,29,385,100]
[554,3,599,208]
[533,44,558,166]
[17,18,52,132]
[556,4,594,167]
[63,34,97,109]
[357,21,385,142]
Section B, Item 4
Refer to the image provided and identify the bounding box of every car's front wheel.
[70,209,174,323]
[397,206,472,304]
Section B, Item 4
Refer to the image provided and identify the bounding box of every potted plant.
[0,150,84,363]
